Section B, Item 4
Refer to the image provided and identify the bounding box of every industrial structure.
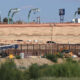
[59,9,65,23]
[72,8,80,23]
[1,7,79,24]
[28,8,40,23]
[8,8,21,24]
[0,7,80,44]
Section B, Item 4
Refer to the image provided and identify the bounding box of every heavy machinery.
[0,44,18,58]
[28,8,40,23]
[8,8,21,24]
[73,8,80,23]
[61,49,73,58]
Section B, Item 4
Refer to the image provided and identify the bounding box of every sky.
[0,0,80,22]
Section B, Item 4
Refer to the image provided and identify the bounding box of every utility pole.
[50,24,53,42]
[50,24,53,54]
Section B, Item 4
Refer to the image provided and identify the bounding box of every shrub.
[66,58,78,63]
[33,77,80,80]
[39,62,80,77]
[56,52,64,58]
[0,60,25,80]
[24,70,30,80]
[28,61,80,78]
[45,54,58,63]
[29,64,40,79]
[15,55,21,59]
[0,58,80,80]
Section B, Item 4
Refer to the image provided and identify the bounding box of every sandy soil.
[0,57,54,68]
[0,23,80,44]
[0,57,80,69]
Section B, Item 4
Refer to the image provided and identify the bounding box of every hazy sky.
[0,0,80,22]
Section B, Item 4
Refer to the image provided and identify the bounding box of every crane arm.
[28,8,40,23]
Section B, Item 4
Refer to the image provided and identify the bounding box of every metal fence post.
[75,44,77,54]
[69,44,70,51]
[33,44,34,55]
[45,44,46,55]
[21,44,22,52]
[39,44,40,56]
[27,44,28,55]
[57,44,59,52]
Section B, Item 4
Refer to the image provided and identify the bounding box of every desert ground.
[0,57,54,68]
[0,23,80,44]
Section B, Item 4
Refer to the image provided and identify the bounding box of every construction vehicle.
[0,44,18,58]
[61,49,73,58]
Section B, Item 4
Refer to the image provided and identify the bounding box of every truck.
[0,44,18,57]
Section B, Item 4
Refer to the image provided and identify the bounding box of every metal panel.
[59,9,65,15]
